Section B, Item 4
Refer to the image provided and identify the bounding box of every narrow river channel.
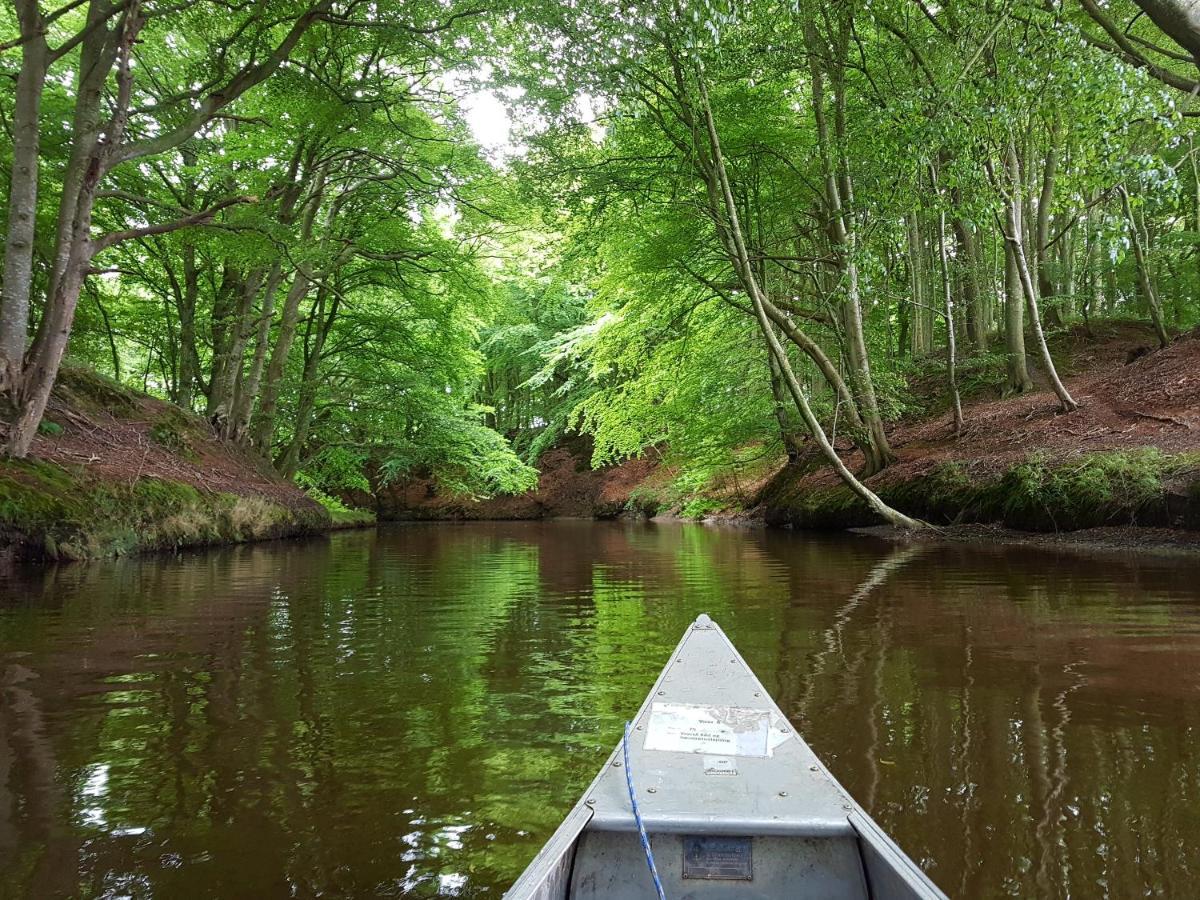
[2,522,1198,897]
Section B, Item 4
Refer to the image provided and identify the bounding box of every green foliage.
[377,412,539,500]
[7,0,1200,525]
[997,450,1169,530]
[679,497,725,520]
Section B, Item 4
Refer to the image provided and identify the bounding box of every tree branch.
[92,195,255,253]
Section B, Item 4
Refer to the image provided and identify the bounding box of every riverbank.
[761,323,1200,533]
[0,368,372,563]
[378,322,1200,550]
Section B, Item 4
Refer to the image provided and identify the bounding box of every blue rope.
[623,720,666,900]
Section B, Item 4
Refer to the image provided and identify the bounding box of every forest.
[3,0,1200,530]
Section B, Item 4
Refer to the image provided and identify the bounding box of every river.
[1,522,1198,897]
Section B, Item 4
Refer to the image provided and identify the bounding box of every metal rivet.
[647,787,657,794]
[656,690,665,695]
[843,804,853,811]
[636,725,643,731]
[612,761,622,767]
[586,798,596,805]
[729,659,736,663]
[778,791,788,797]
[809,765,819,771]
[753,692,761,697]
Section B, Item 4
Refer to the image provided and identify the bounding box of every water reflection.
[2,522,1199,897]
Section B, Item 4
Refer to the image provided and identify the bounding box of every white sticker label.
[644,703,772,757]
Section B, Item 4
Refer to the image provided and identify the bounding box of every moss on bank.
[762,449,1200,532]
[0,459,331,561]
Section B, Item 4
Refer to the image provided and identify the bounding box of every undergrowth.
[0,460,329,560]
[765,449,1200,532]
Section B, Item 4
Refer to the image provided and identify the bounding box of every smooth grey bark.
[250,267,313,451]
[1132,0,1200,62]
[695,71,923,530]
[1035,124,1061,325]
[1001,145,1078,412]
[209,267,265,423]
[5,1,135,457]
[932,167,964,434]
[1004,240,1033,394]
[907,212,933,356]
[250,174,335,451]
[231,263,283,443]
[3,0,336,457]
[807,29,894,475]
[952,210,987,352]
[0,0,48,395]
[1118,185,1170,349]
[278,283,340,478]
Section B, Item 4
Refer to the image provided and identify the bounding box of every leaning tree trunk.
[3,0,334,457]
[694,70,924,529]
[808,34,894,474]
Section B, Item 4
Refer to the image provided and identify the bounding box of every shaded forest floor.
[894,320,1199,474]
[761,321,1200,536]
[0,368,370,563]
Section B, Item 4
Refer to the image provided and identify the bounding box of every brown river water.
[1,522,1199,898]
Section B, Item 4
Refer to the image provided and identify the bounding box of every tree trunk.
[1036,125,1062,328]
[249,173,328,451]
[250,266,312,452]
[209,267,264,424]
[766,344,804,462]
[907,212,932,356]
[808,35,894,475]
[933,175,964,434]
[1003,188,1034,395]
[175,244,201,409]
[3,1,333,456]
[952,213,987,353]
[694,68,923,529]
[4,0,132,457]
[0,1,48,396]
[1003,145,1078,412]
[278,285,339,478]
[231,263,282,443]
[1118,185,1170,349]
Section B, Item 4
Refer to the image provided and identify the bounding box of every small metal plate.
[703,755,738,776]
[682,835,753,880]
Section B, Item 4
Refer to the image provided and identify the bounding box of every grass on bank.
[764,448,1200,531]
[0,458,331,560]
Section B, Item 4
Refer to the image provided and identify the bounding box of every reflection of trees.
[754,535,1200,897]
[2,526,1200,896]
